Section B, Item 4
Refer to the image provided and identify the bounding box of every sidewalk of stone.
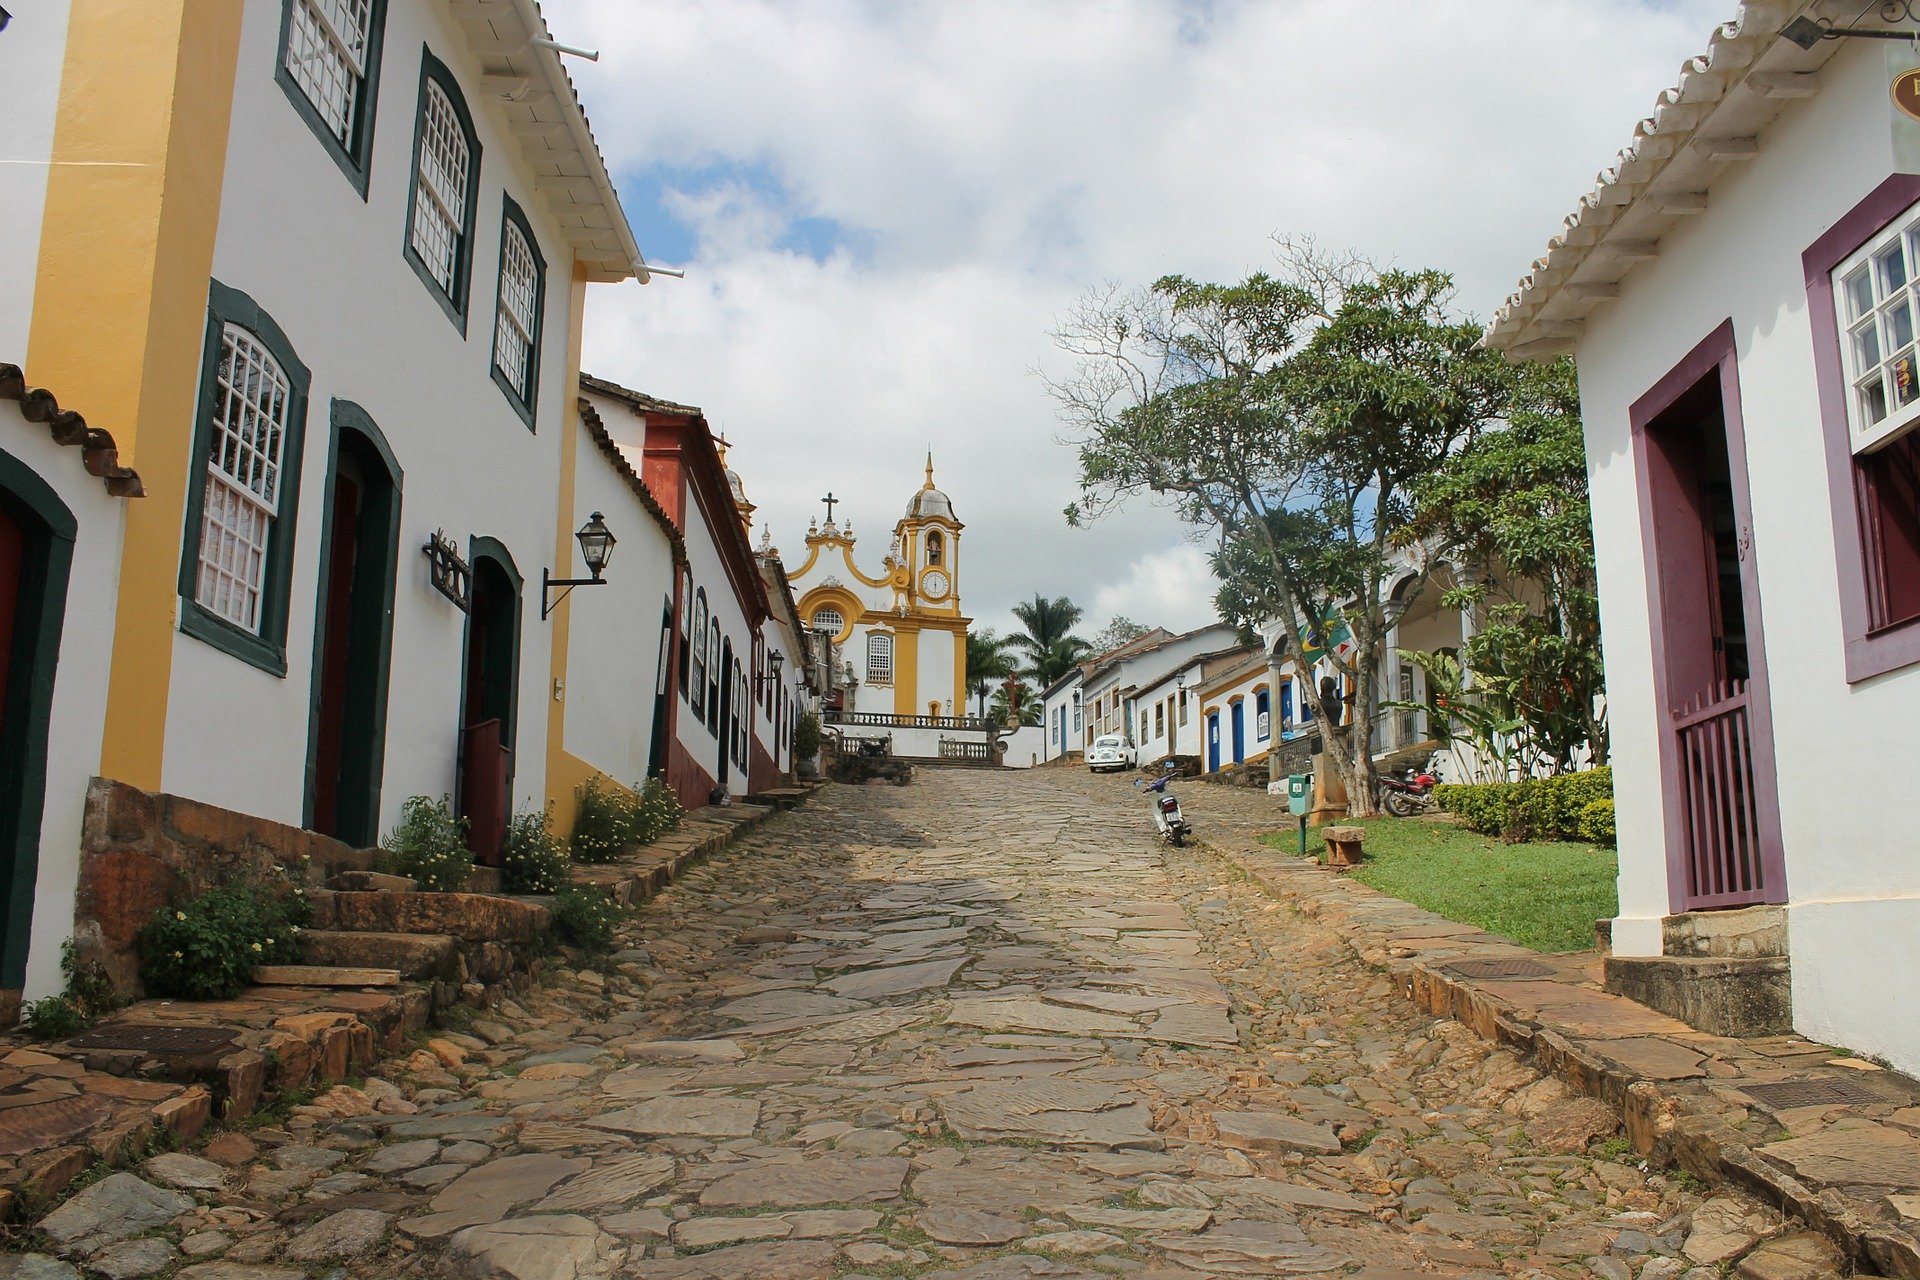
[0,792,810,1223]
[1172,781,1920,1278]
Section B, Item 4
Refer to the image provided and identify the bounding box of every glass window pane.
[1846,268,1876,321]
[1891,300,1915,352]
[1878,243,1909,295]
[1854,321,1882,372]
[1861,375,1891,425]
[1894,351,1920,409]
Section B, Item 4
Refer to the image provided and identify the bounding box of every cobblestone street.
[20,770,1786,1280]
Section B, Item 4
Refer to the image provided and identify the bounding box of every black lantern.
[542,512,617,620]
[754,650,785,695]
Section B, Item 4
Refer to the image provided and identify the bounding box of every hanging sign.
[1890,44,1920,171]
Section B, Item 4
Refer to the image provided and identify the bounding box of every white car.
[1086,735,1138,773]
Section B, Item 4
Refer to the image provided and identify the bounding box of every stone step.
[300,929,457,977]
[328,870,419,893]
[315,890,547,943]
[1661,904,1787,959]
[1603,954,1792,1037]
[253,964,401,987]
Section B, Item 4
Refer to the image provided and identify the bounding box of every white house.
[2,0,652,1006]
[1040,668,1085,763]
[1486,3,1920,1071]
[1078,625,1238,756]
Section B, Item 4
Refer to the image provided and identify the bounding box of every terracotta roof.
[1485,2,1841,358]
[579,373,703,418]
[1198,646,1265,690]
[0,363,143,497]
[451,0,648,282]
[576,396,685,564]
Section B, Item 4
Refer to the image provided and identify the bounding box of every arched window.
[812,607,844,635]
[866,632,895,684]
[491,196,545,420]
[707,622,722,731]
[679,571,693,696]
[690,590,707,716]
[406,52,480,321]
[926,531,943,566]
[1255,686,1272,741]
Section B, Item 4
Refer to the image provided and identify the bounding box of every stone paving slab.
[1172,773,1918,1278]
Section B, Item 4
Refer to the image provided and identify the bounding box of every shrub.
[21,937,119,1039]
[549,885,625,954]
[384,794,473,892]
[501,807,569,894]
[1435,767,1613,844]
[629,777,683,846]
[571,776,683,864]
[22,995,88,1040]
[571,776,630,864]
[136,881,313,1000]
[793,709,822,761]
[1578,798,1617,847]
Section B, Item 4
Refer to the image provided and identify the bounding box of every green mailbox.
[1286,773,1309,817]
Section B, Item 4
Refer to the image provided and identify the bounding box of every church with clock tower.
[788,458,970,718]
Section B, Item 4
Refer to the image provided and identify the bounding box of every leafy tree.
[966,628,1017,717]
[1088,615,1151,654]
[1047,242,1511,814]
[1009,594,1091,686]
[990,677,1043,726]
[1407,357,1606,771]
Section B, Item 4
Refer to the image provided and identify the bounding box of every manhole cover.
[1736,1077,1888,1109]
[68,1023,240,1055]
[1443,958,1557,980]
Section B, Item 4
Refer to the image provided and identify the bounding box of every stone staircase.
[1603,904,1793,1037]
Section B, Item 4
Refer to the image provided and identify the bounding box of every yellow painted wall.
[27,0,246,789]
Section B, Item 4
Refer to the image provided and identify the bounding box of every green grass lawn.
[1258,816,1618,954]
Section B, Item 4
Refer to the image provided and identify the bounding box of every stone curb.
[1193,829,1920,1279]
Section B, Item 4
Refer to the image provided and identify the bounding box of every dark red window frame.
[1803,174,1920,682]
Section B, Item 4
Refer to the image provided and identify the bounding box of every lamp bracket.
[541,567,606,621]
[1784,6,1920,49]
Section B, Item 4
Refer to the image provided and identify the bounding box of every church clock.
[921,569,950,600]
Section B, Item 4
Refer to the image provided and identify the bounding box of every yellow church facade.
[789,460,970,719]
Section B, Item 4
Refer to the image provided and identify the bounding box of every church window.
[866,633,895,684]
[278,0,385,191]
[926,531,943,566]
[491,196,545,424]
[406,51,480,327]
[689,590,707,716]
[179,283,310,674]
[812,607,844,635]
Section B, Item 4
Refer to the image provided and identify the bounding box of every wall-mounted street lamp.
[1784,6,1920,49]
[542,512,616,620]
[754,651,786,696]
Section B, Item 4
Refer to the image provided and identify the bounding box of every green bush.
[549,885,625,953]
[571,776,683,864]
[22,937,120,1039]
[136,881,313,1001]
[793,709,822,761]
[501,807,569,894]
[1578,798,1617,847]
[384,794,473,892]
[1435,767,1613,844]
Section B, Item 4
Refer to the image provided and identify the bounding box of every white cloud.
[1084,541,1222,638]
[564,0,1731,633]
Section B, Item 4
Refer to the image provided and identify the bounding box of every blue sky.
[565,0,1733,640]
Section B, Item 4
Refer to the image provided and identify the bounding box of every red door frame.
[1629,320,1788,911]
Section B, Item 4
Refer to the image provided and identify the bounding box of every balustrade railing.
[825,711,992,731]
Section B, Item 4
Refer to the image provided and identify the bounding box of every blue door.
[1230,701,1244,763]
[1206,712,1220,772]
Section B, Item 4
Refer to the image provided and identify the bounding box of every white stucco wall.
[159,0,593,834]
[0,0,69,362]
[674,480,760,797]
[1040,675,1081,762]
[1569,39,1920,1069]
[563,424,676,789]
[2,421,127,1001]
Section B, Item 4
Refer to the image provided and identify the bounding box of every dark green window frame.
[273,0,389,198]
[177,280,311,677]
[489,192,547,429]
[403,46,482,334]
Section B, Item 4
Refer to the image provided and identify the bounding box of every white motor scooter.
[1136,762,1191,847]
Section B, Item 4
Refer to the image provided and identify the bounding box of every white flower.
[175,911,187,921]
[250,942,262,953]
[172,951,183,960]
[264,938,274,946]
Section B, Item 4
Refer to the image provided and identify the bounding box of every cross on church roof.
[821,492,839,523]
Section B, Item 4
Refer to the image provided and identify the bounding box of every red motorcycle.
[1379,759,1439,817]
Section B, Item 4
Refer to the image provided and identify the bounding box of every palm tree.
[990,678,1043,726]
[966,629,1016,718]
[1010,594,1091,687]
